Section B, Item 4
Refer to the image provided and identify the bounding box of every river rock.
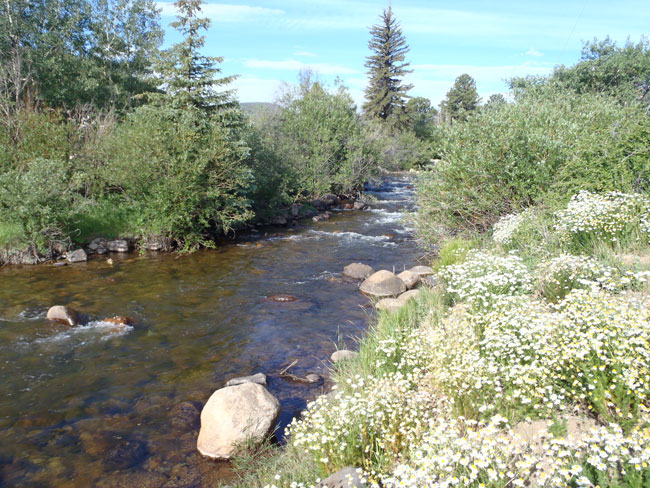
[169,401,201,432]
[142,235,172,252]
[315,467,366,488]
[397,270,419,289]
[268,294,298,303]
[359,270,406,298]
[408,265,434,277]
[420,275,442,289]
[106,239,129,252]
[103,438,148,470]
[330,350,358,363]
[46,306,79,326]
[398,289,421,303]
[103,316,135,326]
[375,298,405,313]
[312,212,331,222]
[67,249,87,263]
[197,383,280,459]
[343,263,374,281]
[269,213,288,226]
[88,238,108,255]
[304,373,323,384]
[225,372,267,387]
[353,201,368,210]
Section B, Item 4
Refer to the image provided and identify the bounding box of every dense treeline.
[0,1,435,258]
[415,37,650,249]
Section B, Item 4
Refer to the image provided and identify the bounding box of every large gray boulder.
[359,270,406,298]
[197,383,280,459]
[46,305,79,326]
[316,467,366,488]
[343,263,374,281]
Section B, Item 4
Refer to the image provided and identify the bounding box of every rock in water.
[46,306,79,326]
[330,350,358,363]
[359,270,406,298]
[397,270,419,289]
[408,265,434,277]
[66,249,87,263]
[343,263,374,281]
[315,467,366,488]
[197,383,280,459]
[169,401,201,432]
[106,239,129,252]
[103,316,135,326]
[225,372,267,387]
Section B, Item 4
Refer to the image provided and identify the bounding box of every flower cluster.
[554,191,650,243]
[492,210,530,245]
[438,251,534,309]
[423,289,650,423]
[536,254,615,301]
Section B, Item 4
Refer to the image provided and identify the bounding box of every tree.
[153,0,235,112]
[405,96,438,139]
[363,6,413,129]
[485,93,506,109]
[442,73,480,122]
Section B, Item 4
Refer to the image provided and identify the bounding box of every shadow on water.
[0,176,421,487]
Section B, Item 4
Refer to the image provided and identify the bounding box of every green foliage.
[432,237,479,271]
[405,96,438,140]
[0,158,78,251]
[108,104,253,249]
[415,84,650,247]
[441,73,480,122]
[363,6,413,129]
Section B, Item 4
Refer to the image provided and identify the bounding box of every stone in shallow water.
[225,372,267,387]
[169,401,201,432]
[67,249,87,263]
[359,270,406,298]
[197,383,280,459]
[343,263,374,281]
[106,239,130,252]
[330,350,358,363]
[103,438,148,470]
[46,305,79,326]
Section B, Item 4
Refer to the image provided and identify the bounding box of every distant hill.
[240,102,280,116]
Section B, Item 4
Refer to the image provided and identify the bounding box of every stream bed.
[0,176,421,487]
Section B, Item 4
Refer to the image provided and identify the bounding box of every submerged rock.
[169,401,201,432]
[342,263,374,281]
[103,316,135,326]
[197,383,280,459]
[312,212,332,222]
[66,249,87,263]
[103,438,148,470]
[46,306,79,326]
[316,467,366,488]
[225,372,267,387]
[397,269,419,289]
[359,270,406,298]
[330,350,358,363]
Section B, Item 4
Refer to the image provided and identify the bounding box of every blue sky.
[156,0,650,108]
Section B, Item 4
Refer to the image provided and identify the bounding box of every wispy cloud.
[244,59,359,75]
[294,51,318,57]
[157,2,284,21]
[232,77,284,103]
[526,48,544,57]
[411,63,553,82]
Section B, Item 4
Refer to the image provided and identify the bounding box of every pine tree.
[154,0,235,112]
[442,73,480,122]
[363,6,413,128]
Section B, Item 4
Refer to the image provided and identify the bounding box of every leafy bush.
[414,85,650,247]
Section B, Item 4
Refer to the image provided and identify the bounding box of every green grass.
[0,221,27,248]
[67,197,141,244]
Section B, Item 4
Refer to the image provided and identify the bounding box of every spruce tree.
[363,6,413,128]
[442,73,480,122]
[154,0,235,112]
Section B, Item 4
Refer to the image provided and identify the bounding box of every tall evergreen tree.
[153,0,235,112]
[363,6,413,129]
[442,73,480,122]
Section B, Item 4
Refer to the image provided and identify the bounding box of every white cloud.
[232,77,284,103]
[526,48,544,57]
[156,2,284,21]
[244,59,360,75]
[411,63,553,82]
[294,51,318,57]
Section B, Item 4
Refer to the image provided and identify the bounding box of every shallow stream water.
[0,176,421,487]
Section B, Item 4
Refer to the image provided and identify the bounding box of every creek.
[0,176,421,487]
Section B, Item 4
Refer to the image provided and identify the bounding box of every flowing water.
[0,176,421,487]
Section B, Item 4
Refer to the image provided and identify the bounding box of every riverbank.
[231,190,650,487]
